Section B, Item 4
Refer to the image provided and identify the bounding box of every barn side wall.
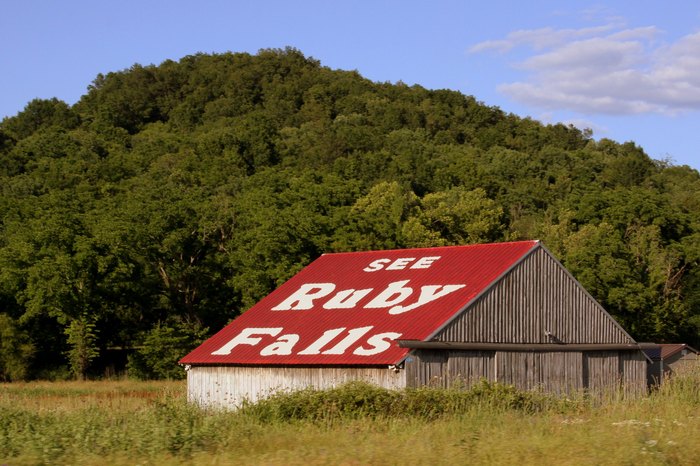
[662,351,699,382]
[404,349,648,397]
[187,365,406,409]
[435,247,633,344]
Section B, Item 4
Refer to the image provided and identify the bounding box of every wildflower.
[612,419,650,427]
[561,418,586,425]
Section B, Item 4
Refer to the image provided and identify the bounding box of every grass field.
[1,367,699,465]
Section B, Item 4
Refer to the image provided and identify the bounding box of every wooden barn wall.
[653,352,700,385]
[618,351,649,398]
[187,366,406,409]
[404,350,494,388]
[667,351,699,369]
[583,351,648,398]
[448,350,496,385]
[435,247,632,344]
[404,349,647,397]
[495,351,584,394]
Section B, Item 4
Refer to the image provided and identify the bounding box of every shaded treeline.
[1,48,698,380]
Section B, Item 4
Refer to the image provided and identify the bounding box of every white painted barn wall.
[187,365,406,409]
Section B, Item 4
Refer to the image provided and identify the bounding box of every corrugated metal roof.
[643,343,700,360]
[180,240,539,366]
[662,344,697,359]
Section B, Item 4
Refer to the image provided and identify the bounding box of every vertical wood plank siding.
[187,366,406,409]
[495,351,585,393]
[404,351,450,387]
[447,351,496,385]
[619,351,649,397]
[404,349,646,396]
[417,248,646,396]
[436,248,632,344]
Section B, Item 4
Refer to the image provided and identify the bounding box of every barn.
[644,343,699,386]
[180,240,649,409]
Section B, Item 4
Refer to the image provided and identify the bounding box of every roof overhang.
[398,340,658,353]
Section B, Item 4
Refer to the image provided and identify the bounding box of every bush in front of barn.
[238,379,562,422]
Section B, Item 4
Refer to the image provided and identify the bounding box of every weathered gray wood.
[434,248,633,344]
[402,348,644,397]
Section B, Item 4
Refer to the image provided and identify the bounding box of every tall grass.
[1,365,699,465]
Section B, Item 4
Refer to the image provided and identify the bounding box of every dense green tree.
[1,98,79,140]
[0,314,35,381]
[333,181,421,251]
[0,48,698,378]
[228,169,359,308]
[127,319,208,380]
[415,187,504,245]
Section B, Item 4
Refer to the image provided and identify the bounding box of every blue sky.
[2,1,699,170]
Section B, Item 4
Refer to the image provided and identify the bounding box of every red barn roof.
[659,343,698,359]
[180,240,540,366]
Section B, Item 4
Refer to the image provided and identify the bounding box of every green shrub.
[127,320,208,380]
[239,379,560,422]
[64,315,99,380]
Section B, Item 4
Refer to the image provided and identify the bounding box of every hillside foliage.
[1,48,699,379]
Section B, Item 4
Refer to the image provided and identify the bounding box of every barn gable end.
[433,245,633,344]
[401,245,647,396]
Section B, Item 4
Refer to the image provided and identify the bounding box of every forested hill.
[1,48,699,380]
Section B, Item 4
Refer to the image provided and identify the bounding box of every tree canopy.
[1,48,699,380]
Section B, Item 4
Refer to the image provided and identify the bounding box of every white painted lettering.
[363,258,391,272]
[298,327,345,354]
[364,280,413,309]
[410,256,441,269]
[388,284,466,314]
[271,283,336,310]
[386,257,416,270]
[260,334,300,356]
[323,326,373,354]
[323,288,373,309]
[353,332,402,356]
[365,256,442,272]
[211,327,283,355]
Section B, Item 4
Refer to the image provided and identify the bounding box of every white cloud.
[470,22,700,115]
[519,38,645,72]
[468,24,618,53]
